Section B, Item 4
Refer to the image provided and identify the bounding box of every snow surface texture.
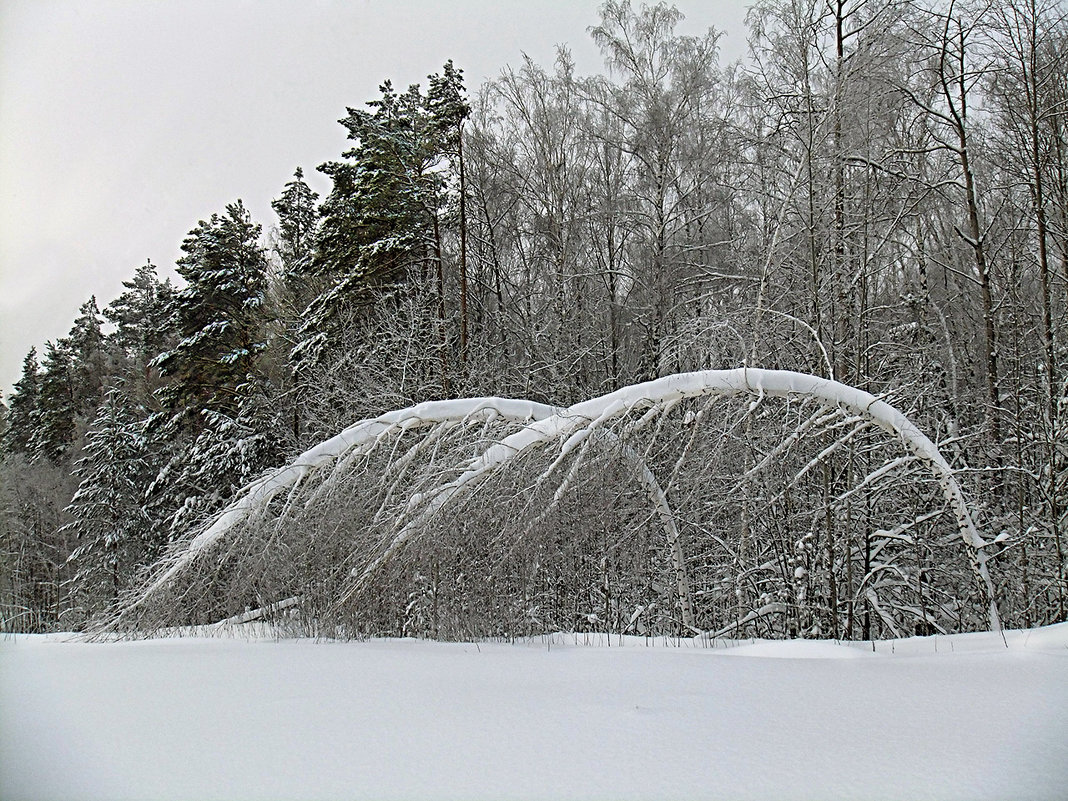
[121,368,1000,633]
[2,624,1066,801]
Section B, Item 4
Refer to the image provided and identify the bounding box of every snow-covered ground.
[2,625,1066,801]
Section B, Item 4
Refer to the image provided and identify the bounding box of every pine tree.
[105,260,179,402]
[63,385,153,617]
[294,74,454,370]
[4,349,40,456]
[148,201,277,540]
[154,200,270,425]
[105,261,178,364]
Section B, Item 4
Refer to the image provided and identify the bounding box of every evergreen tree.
[154,200,270,425]
[67,297,107,418]
[4,349,40,456]
[148,201,277,539]
[7,301,111,465]
[63,385,153,618]
[105,260,178,365]
[427,61,472,361]
[271,167,320,289]
[295,71,459,370]
[105,260,179,406]
[33,340,76,464]
[161,379,280,538]
[269,169,321,445]
[427,61,470,147]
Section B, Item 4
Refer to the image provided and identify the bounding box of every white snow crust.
[2,623,1066,801]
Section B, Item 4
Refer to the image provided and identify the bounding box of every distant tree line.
[2,0,1065,636]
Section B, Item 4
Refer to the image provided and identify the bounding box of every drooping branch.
[111,397,558,627]
[111,369,1002,636]
[341,369,1001,632]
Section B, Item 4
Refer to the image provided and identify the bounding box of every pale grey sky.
[0,0,750,394]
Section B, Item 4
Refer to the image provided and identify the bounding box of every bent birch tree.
[106,369,1002,637]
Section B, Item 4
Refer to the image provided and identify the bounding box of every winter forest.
[2,0,1066,642]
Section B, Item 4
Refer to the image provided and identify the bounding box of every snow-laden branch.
[116,397,558,623]
[115,369,1002,635]
[349,369,1000,631]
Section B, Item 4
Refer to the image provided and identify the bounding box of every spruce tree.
[63,385,153,617]
[67,297,107,418]
[4,348,40,456]
[269,169,321,444]
[33,340,76,464]
[162,379,279,537]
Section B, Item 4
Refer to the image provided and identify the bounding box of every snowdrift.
[2,624,1066,801]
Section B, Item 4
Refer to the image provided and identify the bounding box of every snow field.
[1,625,1066,801]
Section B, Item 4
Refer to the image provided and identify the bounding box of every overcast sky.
[0,0,749,395]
